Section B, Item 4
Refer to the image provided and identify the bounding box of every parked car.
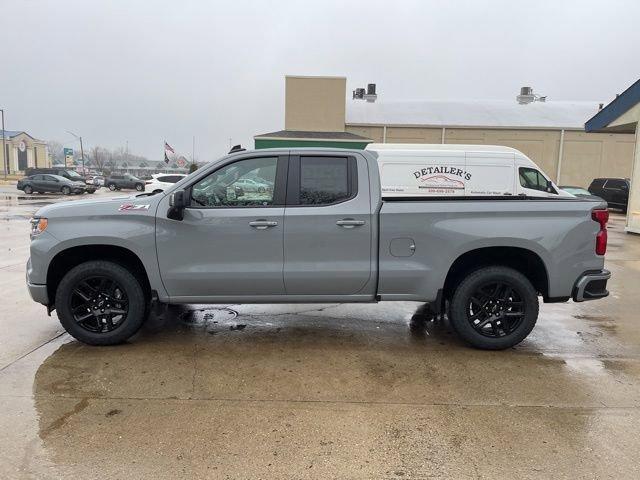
[17,174,87,195]
[26,145,611,350]
[559,186,605,202]
[144,173,187,192]
[234,177,272,193]
[105,174,145,191]
[588,178,630,212]
[25,168,97,193]
[86,175,105,187]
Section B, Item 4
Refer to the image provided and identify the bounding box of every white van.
[366,143,570,198]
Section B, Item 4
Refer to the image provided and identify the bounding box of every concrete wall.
[285,76,346,132]
[346,124,635,187]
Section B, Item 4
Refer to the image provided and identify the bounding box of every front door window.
[191,157,277,208]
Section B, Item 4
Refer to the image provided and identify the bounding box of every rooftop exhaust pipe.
[353,83,378,102]
[516,86,547,104]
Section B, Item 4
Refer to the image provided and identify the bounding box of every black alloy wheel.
[55,260,147,345]
[449,266,539,350]
[466,281,525,338]
[69,276,129,333]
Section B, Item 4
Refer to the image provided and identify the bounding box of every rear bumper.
[572,269,611,302]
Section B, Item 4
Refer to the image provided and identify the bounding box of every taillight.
[592,209,609,255]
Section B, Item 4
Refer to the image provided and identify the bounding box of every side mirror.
[546,180,554,193]
[168,190,186,220]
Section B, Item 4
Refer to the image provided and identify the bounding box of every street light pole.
[1,109,6,180]
[67,130,85,174]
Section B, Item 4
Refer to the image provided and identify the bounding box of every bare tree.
[46,140,64,164]
[90,146,108,172]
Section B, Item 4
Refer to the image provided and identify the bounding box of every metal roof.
[347,99,602,130]
[1,130,26,138]
[585,79,640,133]
[254,130,371,141]
[367,143,520,154]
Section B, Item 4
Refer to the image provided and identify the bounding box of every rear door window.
[298,156,356,205]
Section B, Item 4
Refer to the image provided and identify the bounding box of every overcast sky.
[1,0,638,161]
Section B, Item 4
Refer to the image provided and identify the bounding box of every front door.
[156,154,288,298]
[283,154,373,295]
[17,145,28,171]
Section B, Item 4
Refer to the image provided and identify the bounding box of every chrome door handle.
[249,220,278,229]
[336,219,366,228]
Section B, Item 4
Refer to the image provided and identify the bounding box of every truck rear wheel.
[55,260,147,345]
[449,266,538,350]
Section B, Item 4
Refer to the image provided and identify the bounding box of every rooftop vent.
[516,86,547,104]
[353,83,378,102]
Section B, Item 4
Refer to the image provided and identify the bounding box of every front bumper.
[572,269,611,302]
[26,257,49,305]
[27,281,49,305]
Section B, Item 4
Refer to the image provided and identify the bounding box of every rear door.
[42,175,58,192]
[604,179,627,206]
[283,154,373,295]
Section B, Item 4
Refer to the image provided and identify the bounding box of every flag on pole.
[164,142,175,164]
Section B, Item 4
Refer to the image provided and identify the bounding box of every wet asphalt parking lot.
[1,187,640,479]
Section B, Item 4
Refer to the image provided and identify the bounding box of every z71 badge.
[118,203,150,212]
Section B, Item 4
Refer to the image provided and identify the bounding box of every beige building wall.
[346,124,635,187]
[0,133,49,173]
[285,76,346,132]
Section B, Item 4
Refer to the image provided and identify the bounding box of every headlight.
[30,217,48,237]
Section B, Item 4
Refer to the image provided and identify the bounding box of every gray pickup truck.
[26,148,611,349]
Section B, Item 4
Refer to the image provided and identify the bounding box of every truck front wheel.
[55,260,147,345]
[449,266,538,350]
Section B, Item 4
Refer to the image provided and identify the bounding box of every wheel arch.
[442,246,549,301]
[47,244,151,306]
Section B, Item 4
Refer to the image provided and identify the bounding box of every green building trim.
[254,129,372,150]
[255,138,371,150]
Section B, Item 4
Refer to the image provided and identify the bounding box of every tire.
[258,186,266,194]
[55,260,147,345]
[449,266,539,350]
[135,183,144,192]
[87,190,95,194]
[108,183,117,191]
[24,185,33,194]
[61,186,71,195]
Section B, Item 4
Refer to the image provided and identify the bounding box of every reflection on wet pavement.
[1,196,640,478]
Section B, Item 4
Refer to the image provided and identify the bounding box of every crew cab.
[26,145,611,349]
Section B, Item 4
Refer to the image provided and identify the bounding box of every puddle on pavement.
[179,307,240,334]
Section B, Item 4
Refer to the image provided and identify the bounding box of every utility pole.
[67,131,85,174]
[192,136,195,163]
[1,109,6,179]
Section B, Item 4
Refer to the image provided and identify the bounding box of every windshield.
[66,171,84,180]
